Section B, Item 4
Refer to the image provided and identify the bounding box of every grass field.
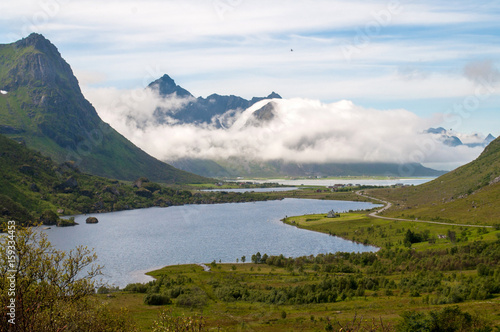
[283,212,500,250]
[100,207,500,331]
[101,257,500,331]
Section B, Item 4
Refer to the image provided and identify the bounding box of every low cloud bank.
[84,87,484,170]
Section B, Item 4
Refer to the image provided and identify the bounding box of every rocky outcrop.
[245,101,277,127]
[103,185,120,196]
[133,177,149,188]
[490,176,500,186]
[135,188,153,198]
[54,176,78,192]
[0,125,25,134]
[18,164,34,175]
[86,216,98,224]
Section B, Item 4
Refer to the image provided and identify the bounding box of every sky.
[1,0,499,170]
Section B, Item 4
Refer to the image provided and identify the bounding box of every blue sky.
[1,0,499,168]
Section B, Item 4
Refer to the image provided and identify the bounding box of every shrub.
[397,306,492,332]
[123,283,148,293]
[176,287,208,308]
[144,293,171,305]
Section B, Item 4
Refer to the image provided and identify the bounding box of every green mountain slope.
[373,137,500,225]
[0,33,209,184]
[170,157,446,178]
[0,133,218,226]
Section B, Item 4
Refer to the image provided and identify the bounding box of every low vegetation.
[283,212,499,250]
[0,226,136,331]
[87,209,500,331]
[368,137,500,226]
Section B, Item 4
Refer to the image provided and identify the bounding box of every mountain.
[148,74,281,127]
[375,136,500,225]
[145,77,446,178]
[425,127,495,148]
[0,33,208,184]
[170,157,446,178]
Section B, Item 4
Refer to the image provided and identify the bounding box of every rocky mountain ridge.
[0,33,208,183]
[148,74,281,127]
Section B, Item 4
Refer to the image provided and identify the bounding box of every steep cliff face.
[0,34,209,183]
[0,33,100,149]
[5,34,79,90]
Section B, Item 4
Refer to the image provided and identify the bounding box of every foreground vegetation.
[88,206,500,331]
[0,226,137,331]
[2,193,499,331]
[102,238,499,331]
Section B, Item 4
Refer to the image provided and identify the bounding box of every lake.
[41,198,380,287]
[254,178,434,187]
[202,187,298,193]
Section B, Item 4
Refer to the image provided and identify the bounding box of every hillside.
[0,133,195,226]
[170,157,446,178]
[0,33,208,184]
[0,133,276,227]
[371,136,500,225]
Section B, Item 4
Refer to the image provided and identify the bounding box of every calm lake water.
[202,187,298,193]
[254,178,434,187]
[41,199,380,287]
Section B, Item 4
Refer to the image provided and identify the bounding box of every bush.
[97,286,118,294]
[144,293,172,305]
[123,283,148,293]
[397,306,492,332]
[176,288,208,308]
[39,210,59,225]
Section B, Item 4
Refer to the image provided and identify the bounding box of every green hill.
[0,33,209,184]
[373,137,500,225]
[0,133,206,226]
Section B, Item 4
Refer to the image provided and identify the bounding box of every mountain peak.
[148,74,193,98]
[267,91,282,99]
[485,133,496,144]
[15,33,59,56]
[2,33,78,93]
[425,127,447,135]
[0,36,208,184]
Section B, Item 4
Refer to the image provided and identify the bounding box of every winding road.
[356,191,494,229]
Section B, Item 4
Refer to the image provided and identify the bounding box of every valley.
[0,32,499,331]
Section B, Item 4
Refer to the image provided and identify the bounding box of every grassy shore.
[102,254,499,331]
[283,212,500,251]
[100,199,500,331]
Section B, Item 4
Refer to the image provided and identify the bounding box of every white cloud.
[83,86,484,170]
[3,0,499,137]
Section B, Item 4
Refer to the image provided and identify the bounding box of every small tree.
[251,252,262,264]
[447,230,457,243]
[0,225,134,331]
[241,255,246,263]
